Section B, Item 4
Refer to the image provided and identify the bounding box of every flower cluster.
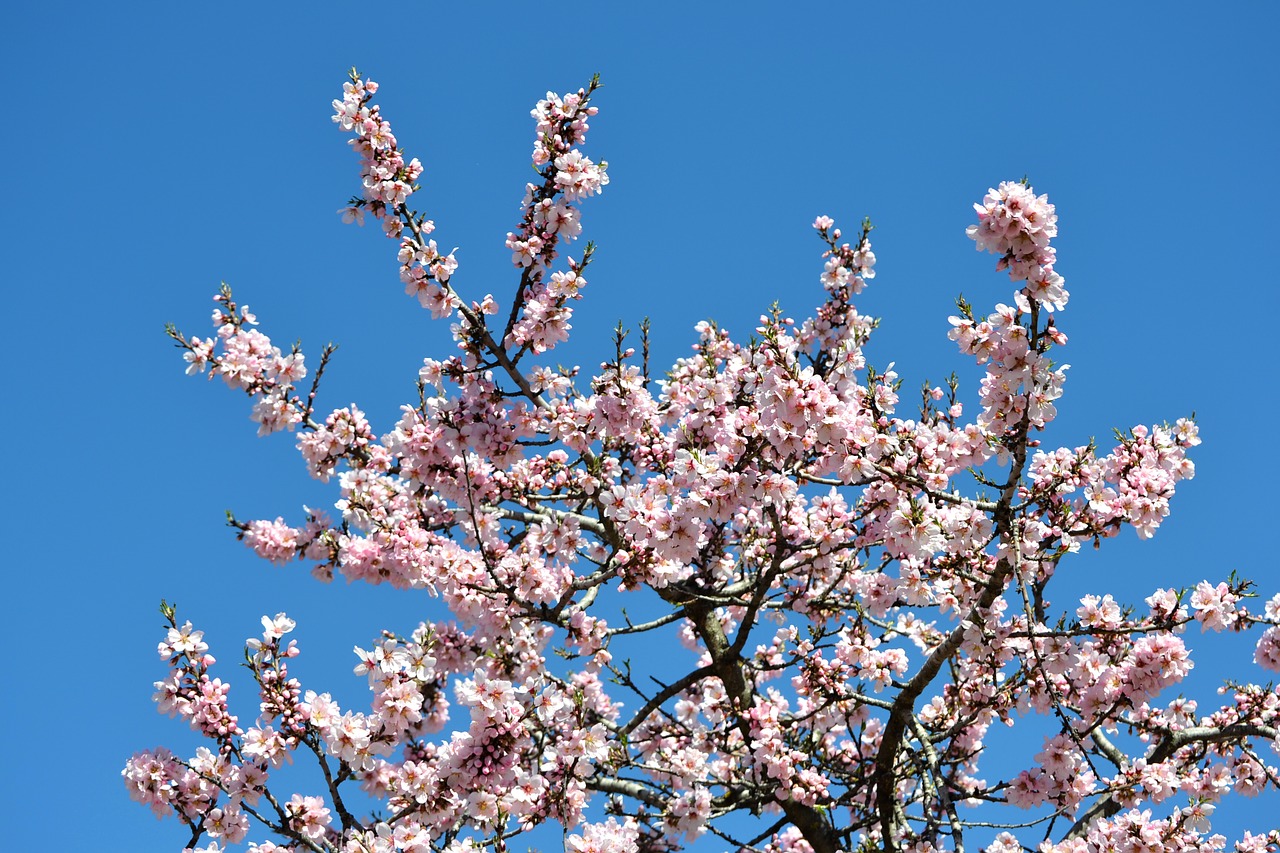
[802,215,877,357]
[174,288,308,436]
[967,180,1068,311]
[501,80,607,355]
[152,609,242,751]
[332,73,423,237]
[333,71,458,317]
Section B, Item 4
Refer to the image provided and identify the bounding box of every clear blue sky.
[4,2,1278,849]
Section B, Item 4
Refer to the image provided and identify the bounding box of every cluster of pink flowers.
[240,509,330,568]
[297,404,375,481]
[564,817,639,853]
[176,289,308,436]
[332,73,423,237]
[1021,418,1200,546]
[801,215,877,360]
[151,612,242,751]
[502,81,606,354]
[949,299,1069,437]
[333,72,459,317]
[1029,810,1280,853]
[968,180,1068,311]
[1006,733,1097,812]
[130,73,1280,853]
[949,184,1071,444]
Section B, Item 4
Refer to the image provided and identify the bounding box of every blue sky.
[4,2,1279,849]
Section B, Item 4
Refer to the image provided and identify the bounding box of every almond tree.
[124,70,1280,853]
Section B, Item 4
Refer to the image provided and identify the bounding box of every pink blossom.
[128,71,1280,853]
[285,794,331,840]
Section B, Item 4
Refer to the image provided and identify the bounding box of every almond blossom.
[129,71,1280,853]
